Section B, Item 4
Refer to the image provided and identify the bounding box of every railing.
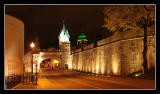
[5,74,22,89]
[5,73,38,89]
[23,72,37,84]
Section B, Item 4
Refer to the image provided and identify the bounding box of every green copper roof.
[78,33,87,39]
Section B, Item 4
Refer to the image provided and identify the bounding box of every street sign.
[33,61,36,64]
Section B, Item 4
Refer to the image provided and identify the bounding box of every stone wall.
[72,27,155,76]
[60,42,72,69]
[24,51,32,73]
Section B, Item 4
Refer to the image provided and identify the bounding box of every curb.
[11,83,23,89]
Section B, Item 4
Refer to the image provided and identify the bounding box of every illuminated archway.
[39,58,61,71]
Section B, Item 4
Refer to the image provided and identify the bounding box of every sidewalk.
[13,76,56,89]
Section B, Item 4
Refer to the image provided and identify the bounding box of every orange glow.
[39,58,43,63]
[30,42,35,48]
[54,60,59,63]
[96,65,99,74]
[112,57,118,74]
[101,63,105,74]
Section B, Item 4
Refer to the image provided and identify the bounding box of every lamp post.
[30,42,35,84]
[36,57,37,85]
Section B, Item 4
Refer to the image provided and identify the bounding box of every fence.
[5,73,38,89]
[23,72,37,84]
[5,74,22,89]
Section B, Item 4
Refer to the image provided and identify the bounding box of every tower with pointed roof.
[58,20,72,69]
[59,20,70,43]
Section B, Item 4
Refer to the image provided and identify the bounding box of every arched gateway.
[31,21,72,73]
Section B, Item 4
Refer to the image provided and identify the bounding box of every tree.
[103,5,155,74]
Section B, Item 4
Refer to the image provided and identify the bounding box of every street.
[13,68,155,89]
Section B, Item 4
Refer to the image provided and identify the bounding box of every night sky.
[5,5,108,50]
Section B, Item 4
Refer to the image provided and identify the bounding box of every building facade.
[24,21,72,72]
[77,32,88,44]
[5,14,24,77]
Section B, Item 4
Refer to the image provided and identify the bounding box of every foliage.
[103,5,155,32]
[103,5,155,74]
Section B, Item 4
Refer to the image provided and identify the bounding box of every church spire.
[59,20,70,42]
[62,20,65,30]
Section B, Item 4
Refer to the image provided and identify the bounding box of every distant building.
[77,32,88,44]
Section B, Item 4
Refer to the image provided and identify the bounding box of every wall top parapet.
[40,51,62,54]
[98,26,155,46]
[72,26,155,54]
[72,35,155,54]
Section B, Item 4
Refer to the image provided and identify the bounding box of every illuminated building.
[24,20,72,71]
[77,32,88,44]
[5,14,24,77]
[58,20,71,69]
[59,20,70,43]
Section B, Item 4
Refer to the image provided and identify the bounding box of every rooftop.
[78,33,87,39]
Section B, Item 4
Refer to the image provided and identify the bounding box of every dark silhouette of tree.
[103,5,155,74]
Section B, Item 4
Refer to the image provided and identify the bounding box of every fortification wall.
[72,27,155,76]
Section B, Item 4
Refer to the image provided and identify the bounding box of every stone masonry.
[72,26,155,76]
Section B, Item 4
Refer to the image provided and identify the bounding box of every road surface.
[36,68,155,89]
[13,68,155,89]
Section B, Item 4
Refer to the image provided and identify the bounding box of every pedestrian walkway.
[13,75,56,89]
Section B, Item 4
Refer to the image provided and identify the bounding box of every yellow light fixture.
[54,60,59,63]
[30,42,35,48]
[135,73,142,77]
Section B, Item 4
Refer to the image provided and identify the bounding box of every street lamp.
[36,57,38,85]
[30,42,35,84]
[30,42,35,48]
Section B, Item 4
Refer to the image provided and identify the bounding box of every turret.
[77,31,88,44]
[59,20,70,44]
[58,20,72,69]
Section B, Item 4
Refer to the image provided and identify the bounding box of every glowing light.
[68,64,72,69]
[113,62,118,74]
[112,55,119,75]
[101,63,105,74]
[54,60,59,63]
[96,65,99,74]
[59,21,70,42]
[78,33,87,39]
[88,67,91,72]
[135,73,142,77]
[92,62,95,73]
[30,42,35,48]
[60,35,70,42]
[39,58,43,63]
